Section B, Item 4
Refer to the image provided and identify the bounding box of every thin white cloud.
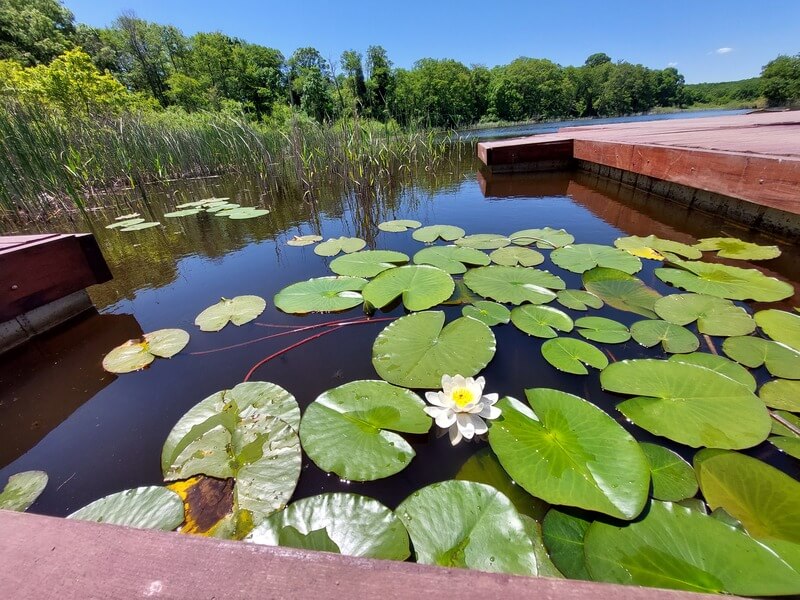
[667,61,678,67]
[715,47,734,55]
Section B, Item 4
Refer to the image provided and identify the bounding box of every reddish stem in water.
[255,315,367,329]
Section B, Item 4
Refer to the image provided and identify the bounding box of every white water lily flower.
[424,374,501,446]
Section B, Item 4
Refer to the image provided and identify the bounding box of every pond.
[1,143,799,594]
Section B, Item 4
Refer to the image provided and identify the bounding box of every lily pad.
[372,311,496,388]
[114,212,141,220]
[166,475,234,536]
[722,336,800,379]
[614,235,701,260]
[226,208,270,219]
[630,319,700,354]
[760,379,800,411]
[412,224,465,243]
[0,471,48,511]
[655,259,793,302]
[286,234,322,247]
[377,219,421,232]
[454,233,511,250]
[68,486,184,531]
[540,338,608,374]
[555,290,603,311]
[205,202,239,212]
[520,515,565,578]
[488,246,544,267]
[694,449,800,543]
[489,392,650,519]
[195,295,266,331]
[771,436,800,459]
[511,305,573,338]
[412,245,490,274]
[462,301,510,326]
[584,500,800,596]
[164,208,202,217]
[755,309,800,352]
[329,250,409,278]
[299,380,430,481]
[464,266,565,305]
[639,443,698,502]
[542,509,592,580]
[314,236,366,257]
[106,217,145,229]
[574,316,631,344]
[582,267,660,318]
[362,265,454,311]
[772,410,800,437]
[667,352,756,391]
[600,359,771,449]
[102,328,190,374]
[551,244,642,275]
[396,480,541,575]
[120,221,160,231]
[695,237,781,260]
[510,227,574,248]
[654,293,755,337]
[246,493,410,559]
[273,276,367,314]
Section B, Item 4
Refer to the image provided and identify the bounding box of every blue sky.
[65,0,799,83]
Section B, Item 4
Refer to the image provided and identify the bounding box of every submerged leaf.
[195,296,266,331]
[412,245,490,274]
[464,265,565,305]
[582,267,660,318]
[314,236,366,256]
[329,250,409,278]
[68,486,184,531]
[362,265,454,311]
[551,244,642,274]
[412,224,465,243]
[273,276,367,314]
[630,319,700,354]
[377,219,421,232]
[540,338,608,374]
[0,471,48,512]
[695,237,781,260]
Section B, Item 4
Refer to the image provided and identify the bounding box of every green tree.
[0,0,75,66]
[365,45,393,120]
[395,58,475,127]
[489,58,575,121]
[761,54,800,106]
[341,49,367,113]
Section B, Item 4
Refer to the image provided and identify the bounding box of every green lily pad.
[412,245,490,274]
[246,493,410,559]
[462,301,510,326]
[412,224,465,243]
[68,486,184,531]
[551,244,642,274]
[299,380,430,481]
[205,202,239,212]
[115,212,141,220]
[771,436,800,459]
[195,295,266,332]
[120,221,160,231]
[286,234,322,247]
[555,289,603,311]
[106,217,145,229]
[489,392,649,519]
[174,200,209,209]
[362,265,454,311]
[584,500,800,596]
[372,311,495,388]
[454,233,511,250]
[772,410,800,437]
[0,471,48,511]
[655,259,793,302]
[630,320,700,354]
[511,305,573,338]
[521,515,565,578]
[574,316,631,344]
[542,509,591,580]
[396,480,541,575]
[600,359,771,449]
[164,208,202,217]
[760,379,800,411]
[722,336,800,379]
[640,443,698,502]
[314,237,367,257]
[510,227,574,248]
[274,526,340,552]
[695,237,781,260]
[654,293,755,337]
[226,208,270,219]
[464,266,565,305]
[667,352,756,391]
[102,328,190,374]
[694,449,800,543]
[755,309,800,352]
[582,267,661,318]
[540,338,608,374]
[329,250,409,278]
[614,235,702,260]
[488,246,544,267]
[273,276,367,314]
[377,219,421,232]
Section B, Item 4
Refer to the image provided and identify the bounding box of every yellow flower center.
[451,387,475,408]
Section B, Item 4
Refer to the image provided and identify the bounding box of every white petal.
[479,404,502,420]
[472,415,489,435]
[424,406,444,419]
[451,374,467,390]
[474,376,486,393]
[465,401,485,414]
[456,413,476,439]
[448,424,463,446]
[438,391,457,410]
[426,391,445,407]
[482,392,499,405]
[441,374,454,394]
[435,410,457,429]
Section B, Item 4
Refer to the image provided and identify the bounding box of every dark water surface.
[1,152,798,517]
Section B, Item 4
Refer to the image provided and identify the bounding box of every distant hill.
[685,77,763,106]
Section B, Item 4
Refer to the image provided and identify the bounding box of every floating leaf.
[511,305,573,338]
[114,212,140,220]
[314,236,366,256]
[694,449,800,543]
[574,316,630,344]
[377,219,421,232]
[120,221,160,231]
[667,352,756,392]
[600,359,771,449]
[461,301,510,326]
[0,471,48,512]
[164,208,202,217]
[489,392,649,519]
[542,509,591,580]
[286,234,322,247]
[329,250,409,278]
[655,259,793,302]
[106,217,145,229]
[246,493,410,559]
[412,224,465,243]
[722,336,800,379]
[166,476,234,535]
[195,295,266,331]
[695,237,781,260]
[771,436,800,459]
[174,200,209,209]
[639,443,698,502]
[397,480,541,575]
[772,410,800,437]
[520,515,565,578]
[412,245,490,274]
[362,265,454,311]
[102,328,190,374]
[488,246,544,267]
[630,319,700,354]
[582,267,660,318]
[654,293,755,337]
[300,380,430,481]
[510,227,574,248]
[454,233,510,250]
[614,235,701,260]
[755,309,800,352]
[584,500,800,596]
[555,289,603,311]
[205,202,239,212]
[464,265,565,305]
[551,244,642,274]
[541,338,608,374]
[68,486,184,531]
[372,311,495,388]
[226,208,270,219]
[760,379,800,411]
[273,276,367,314]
